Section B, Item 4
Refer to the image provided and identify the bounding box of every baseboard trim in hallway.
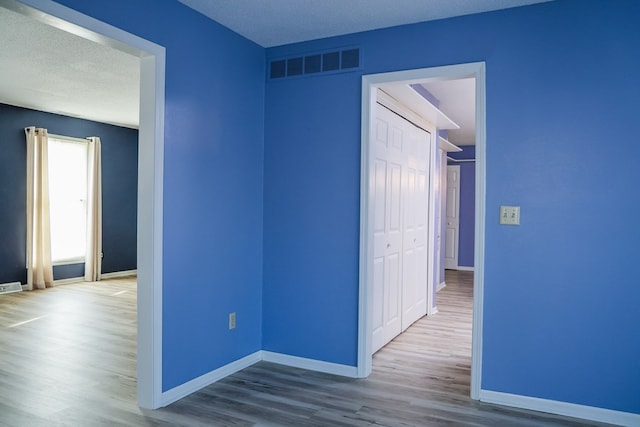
[161,350,359,407]
[262,351,359,378]
[480,389,640,427]
[161,351,262,407]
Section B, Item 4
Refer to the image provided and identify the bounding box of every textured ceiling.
[0,0,551,130]
[178,0,553,47]
[0,7,140,128]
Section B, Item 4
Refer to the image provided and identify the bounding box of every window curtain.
[25,127,54,290]
[84,137,102,282]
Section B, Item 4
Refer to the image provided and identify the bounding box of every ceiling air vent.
[269,47,361,80]
[304,54,321,74]
[322,52,340,72]
[341,49,360,69]
[287,57,303,76]
[270,60,286,79]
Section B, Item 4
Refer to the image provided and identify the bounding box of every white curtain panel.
[25,127,54,290]
[84,137,102,282]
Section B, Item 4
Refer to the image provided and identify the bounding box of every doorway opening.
[358,62,486,400]
[1,0,165,408]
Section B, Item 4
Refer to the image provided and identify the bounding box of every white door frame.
[358,62,486,400]
[7,0,166,409]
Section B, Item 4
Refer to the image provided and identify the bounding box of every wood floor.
[0,272,612,426]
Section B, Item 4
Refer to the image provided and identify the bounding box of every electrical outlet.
[229,312,236,330]
[500,205,520,225]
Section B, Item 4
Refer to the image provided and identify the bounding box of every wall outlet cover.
[500,205,520,225]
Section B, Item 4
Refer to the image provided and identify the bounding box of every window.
[47,135,89,264]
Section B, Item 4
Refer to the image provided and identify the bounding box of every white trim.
[52,258,85,266]
[439,137,462,152]
[27,270,137,288]
[262,351,359,378]
[480,390,640,427]
[53,276,83,286]
[455,266,475,272]
[8,0,166,409]
[161,351,262,407]
[447,156,476,163]
[101,269,138,279]
[161,351,359,406]
[470,62,486,401]
[360,62,486,399]
[437,281,447,292]
[137,50,165,410]
[377,89,438,132]
[380,84,459,129]
[357,81,374,378]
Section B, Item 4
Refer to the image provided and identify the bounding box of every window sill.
[53,258,85,266]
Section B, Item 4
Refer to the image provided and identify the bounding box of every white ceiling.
[178,0,552,47]
[0,6,140,129]
[421,78,476,145]
[0,0,551,131]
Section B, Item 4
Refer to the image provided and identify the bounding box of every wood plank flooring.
[0,273,614,426]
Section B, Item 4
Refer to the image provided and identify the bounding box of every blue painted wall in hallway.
[264,0,640,414]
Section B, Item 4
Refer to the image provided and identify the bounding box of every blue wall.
[0,103,137,283]
[50,0,266,391]
[264,0,640,415]
[263,72,361,364]
[39,0,640,415]
[448,146,475,268]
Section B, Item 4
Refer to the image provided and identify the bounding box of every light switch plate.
[500,205,520,225]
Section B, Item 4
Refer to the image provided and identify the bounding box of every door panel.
[372,106,404,353]
[372,100,432,352]
[402,128,430,330]
[445,165,460,269]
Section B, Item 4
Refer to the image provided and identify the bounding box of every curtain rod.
[49,133,90,144]
[25,127,90,144]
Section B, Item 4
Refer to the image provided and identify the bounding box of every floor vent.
[270,47,361,80]
[0,282,22,295]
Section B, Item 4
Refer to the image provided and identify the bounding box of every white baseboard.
[161,351,262,407]
[49,270,137,286]
[480,389,640,427]
[161,350,359,407]
[101,269,137,279]
[53,277,84,286]
[437,281,447,292]
[262,351,359,378]
[455,266,474,272]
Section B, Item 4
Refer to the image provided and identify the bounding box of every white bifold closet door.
[372,101,431,353]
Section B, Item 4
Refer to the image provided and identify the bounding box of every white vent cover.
[0,282,22,295]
